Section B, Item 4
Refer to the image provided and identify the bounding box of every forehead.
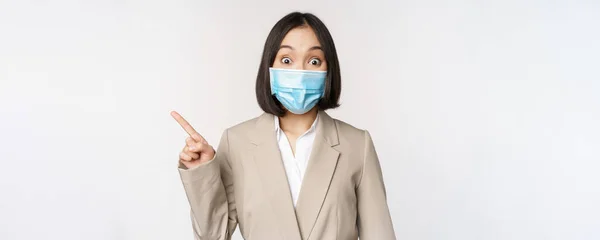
[280,26,322,48]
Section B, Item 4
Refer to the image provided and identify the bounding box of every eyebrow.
[279,45,294,50]
[279,45,323,51]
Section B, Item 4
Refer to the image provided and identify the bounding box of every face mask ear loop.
[322,72,329,98]
[321,77,326,98]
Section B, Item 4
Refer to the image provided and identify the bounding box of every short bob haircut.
[255,12,341,117]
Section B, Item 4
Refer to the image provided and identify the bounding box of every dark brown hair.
[255,12,341,116]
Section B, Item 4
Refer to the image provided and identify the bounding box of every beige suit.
[178,111,396,240]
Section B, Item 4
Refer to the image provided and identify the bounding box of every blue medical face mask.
[269,68,327,115]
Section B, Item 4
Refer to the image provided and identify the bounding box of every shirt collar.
[274,113,319,134]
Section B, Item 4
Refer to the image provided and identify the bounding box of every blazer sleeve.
[357,130,396,240]
[178,130,238,240]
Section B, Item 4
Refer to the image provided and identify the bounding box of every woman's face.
[272,26,327,71]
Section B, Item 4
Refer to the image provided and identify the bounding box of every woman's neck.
[278,108,318,135]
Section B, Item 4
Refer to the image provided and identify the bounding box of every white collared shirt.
[274,115,318,207]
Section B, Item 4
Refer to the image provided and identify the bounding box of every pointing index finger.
[170,111,205,142]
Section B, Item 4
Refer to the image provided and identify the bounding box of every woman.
[171,12,396,240]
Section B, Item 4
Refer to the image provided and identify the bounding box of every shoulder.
[333,117,364,134]
[223,115,261,139]
[219,113,274,145]
[330,116,371,145]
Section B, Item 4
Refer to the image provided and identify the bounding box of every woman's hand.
[171,111,216,169]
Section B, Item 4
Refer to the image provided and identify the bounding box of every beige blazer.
[178,111,396,240]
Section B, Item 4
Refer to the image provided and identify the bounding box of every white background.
[1,0,599,239]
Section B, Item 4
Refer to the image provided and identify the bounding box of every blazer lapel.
[295,111,340,240]
[250,113,302,240]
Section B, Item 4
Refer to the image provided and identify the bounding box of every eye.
[309,58,322,66]
[281,57,292,64]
